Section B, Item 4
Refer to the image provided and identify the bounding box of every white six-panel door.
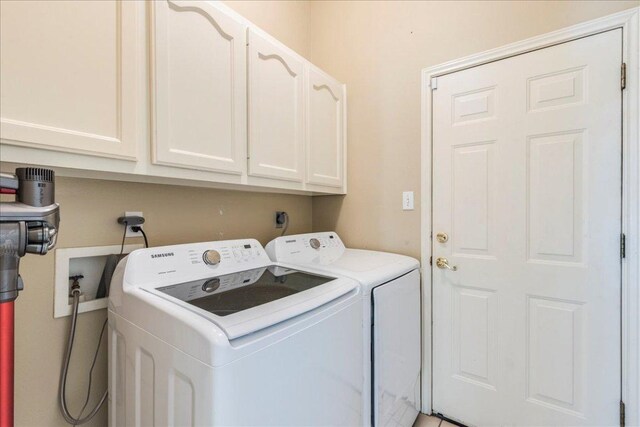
[150,0,246,174]
[432,29,622,426]
[248,29,305,182]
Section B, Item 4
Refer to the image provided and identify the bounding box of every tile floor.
[413,413,459,427]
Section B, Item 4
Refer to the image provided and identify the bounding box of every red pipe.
[0,301,14,427]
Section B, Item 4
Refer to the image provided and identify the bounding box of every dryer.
[108,239,364,426]
[266,232,421,427]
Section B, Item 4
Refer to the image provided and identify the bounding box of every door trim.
[420,7,640,424]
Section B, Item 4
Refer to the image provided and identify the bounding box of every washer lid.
[148,265,358,339]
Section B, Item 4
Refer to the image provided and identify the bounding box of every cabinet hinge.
[429,256,433,266]
[431,77,438,90]
[621,233,626,259]
[620,400,625,427]
[621,63,627,90]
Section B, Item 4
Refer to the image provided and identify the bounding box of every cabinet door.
[306,66,345,188]
[248,30,304,182]
[0,0,140,160]
[150,0,246,174]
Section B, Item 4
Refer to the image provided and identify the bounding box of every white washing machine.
[266,232,421,427]
[108,239,364,426]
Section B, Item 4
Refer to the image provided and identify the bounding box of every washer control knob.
[202,250,221,265]
[309,238,321,250]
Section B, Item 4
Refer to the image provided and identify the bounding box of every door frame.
[420,7,640,424]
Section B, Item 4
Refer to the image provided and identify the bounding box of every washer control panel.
[265,232,345,264]
[125,239,272,288]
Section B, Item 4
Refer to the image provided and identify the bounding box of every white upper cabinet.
[0,1,346,195]
[0,0,141,160]
[150,0,246,174]
[306,66,345,188]
[247,29,305,182]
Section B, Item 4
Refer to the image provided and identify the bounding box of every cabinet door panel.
[248,30,304,182]
[0,0,140,159]
[306,67,344,188]
[151,0,246,174]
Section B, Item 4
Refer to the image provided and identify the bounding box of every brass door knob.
[435,257,457,271]
[436,232,448,243]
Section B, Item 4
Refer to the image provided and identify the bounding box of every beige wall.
[225,0,312,59]
[309,0,639,260]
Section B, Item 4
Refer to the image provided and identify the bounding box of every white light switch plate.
[402,191,414,210]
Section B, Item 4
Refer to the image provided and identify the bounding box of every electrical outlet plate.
[275,211,286,229]
[124,211,143,237]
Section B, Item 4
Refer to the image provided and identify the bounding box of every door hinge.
[621,233,626,259]
[621,63,626,90]
[620,400,625,427]
[431,77,438,90]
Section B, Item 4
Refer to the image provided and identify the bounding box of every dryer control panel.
[265,232,346,264]
[124,239,272,288]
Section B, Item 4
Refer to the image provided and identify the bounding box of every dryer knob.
[309,238,321,250]
[203,250,221,265]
